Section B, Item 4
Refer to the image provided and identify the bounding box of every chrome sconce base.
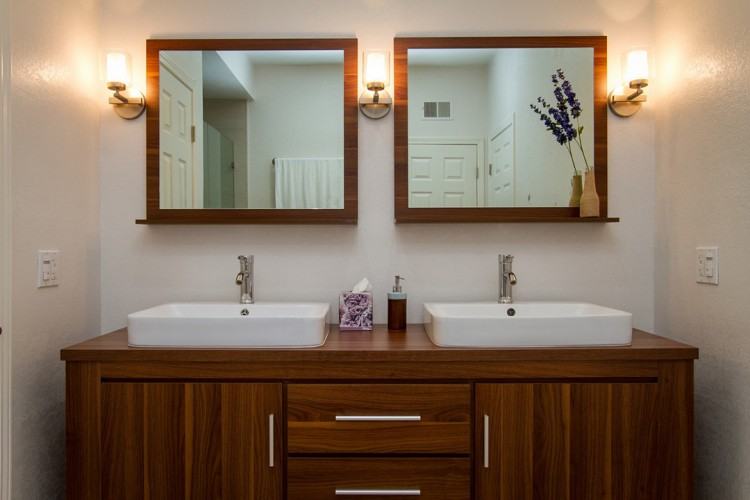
[107,83,146,120]
[359,82,392,120]
[608,80,648,118]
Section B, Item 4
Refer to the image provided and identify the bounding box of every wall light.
[359,50,392,120]
[105,51,145,120]
[608,49,649,117]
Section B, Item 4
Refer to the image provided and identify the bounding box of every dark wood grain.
[655,361,694,500]
[61,326,699,364]
[476,379,684,500]
[66,362,101,500]
[287,384,470,454]
[394,36,612,223]
[142,38,358,225]
[98,382,283,500]
[570,383,612,500]
[101,383,144,500]
[143,383,185,498]
[287,458,470,500]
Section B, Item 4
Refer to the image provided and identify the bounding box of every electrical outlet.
[37,250,59,288]
[696,247,719,285]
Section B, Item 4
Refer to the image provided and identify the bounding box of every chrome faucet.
[235,255,254,304]
[498,254,517,304]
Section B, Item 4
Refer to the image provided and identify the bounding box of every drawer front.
[288,458,470,500]
[287,384,470,454]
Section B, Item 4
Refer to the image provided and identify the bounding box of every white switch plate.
[696,246,719,285]
[37,250,59,288]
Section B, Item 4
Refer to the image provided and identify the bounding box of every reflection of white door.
[409,144,478,207]
[159,63,195,208]
[487,119,515,207]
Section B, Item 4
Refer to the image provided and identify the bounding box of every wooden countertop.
[61,325,698,363]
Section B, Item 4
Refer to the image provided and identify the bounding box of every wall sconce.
[608,49,649,117]
[105,51,145,120]
[359,50,392,120]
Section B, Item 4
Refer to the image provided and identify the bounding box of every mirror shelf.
[140,38,358,225]
[394,36,617,224]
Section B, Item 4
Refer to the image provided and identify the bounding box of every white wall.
[653,0,750,497]
[408,64,489,139]
[488,48,594,206]
[98,0,657,336]
[9,0,100,497]
[247,63,343,208]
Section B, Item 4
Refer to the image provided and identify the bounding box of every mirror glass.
[407,47,594,208]
[159,50,344,209]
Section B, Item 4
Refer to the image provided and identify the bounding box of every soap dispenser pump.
[387,275,407,331]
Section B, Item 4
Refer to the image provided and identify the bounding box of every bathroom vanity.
[62,325,697,499]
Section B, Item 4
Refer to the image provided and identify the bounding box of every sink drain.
[506,308,516,317]
[240,308,250,316]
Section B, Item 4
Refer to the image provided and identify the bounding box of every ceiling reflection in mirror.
[159,50,344,209]
[407,48,594,208]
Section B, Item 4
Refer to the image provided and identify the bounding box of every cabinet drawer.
[288,458,470,499]
[287,384,470,454]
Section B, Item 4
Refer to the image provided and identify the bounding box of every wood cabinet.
[98,382,282,500]
[287,383,470,454]
[63,326,696,500]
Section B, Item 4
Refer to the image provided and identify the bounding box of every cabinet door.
[476,382,667,500]
[101,382,282,500]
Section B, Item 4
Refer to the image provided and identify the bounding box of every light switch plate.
[37,250,59,288]
[696,246,719,285]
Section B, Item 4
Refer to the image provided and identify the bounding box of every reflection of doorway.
[159,60,196,208]
[487,116,515,207]
[203,123,236,208]
[408,140,482,207]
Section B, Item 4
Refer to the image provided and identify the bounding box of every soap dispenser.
[387,275,407,331]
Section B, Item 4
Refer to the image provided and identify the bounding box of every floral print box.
[339,292,373,330]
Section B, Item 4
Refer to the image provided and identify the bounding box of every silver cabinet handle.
[483,414,489,469]
[268,413,275,468]
[335,489,421,496]
[334,415,421,422]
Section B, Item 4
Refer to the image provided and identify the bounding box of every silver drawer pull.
[484,413,490,469]
[268,413,275,468]
[335,489,421,496]
[335,415,421,422]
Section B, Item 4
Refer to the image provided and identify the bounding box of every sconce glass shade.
[609,49,649,118]
[624,49,649,85]
[364,50,388,88]
[106,52,131,88]
[360,49,392,119]
[105,51,145,120]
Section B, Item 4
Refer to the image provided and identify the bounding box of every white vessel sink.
[127,302,330,348]
[424,302,632,348]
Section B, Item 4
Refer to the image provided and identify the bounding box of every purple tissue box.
[339,292,373,331]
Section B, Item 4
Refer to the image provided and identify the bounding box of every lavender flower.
[530,68,591,175]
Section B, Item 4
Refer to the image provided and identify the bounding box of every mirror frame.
[139,38,358,224]
[394,36,616,223]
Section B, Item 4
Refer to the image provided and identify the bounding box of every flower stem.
[575,118,591,171]
[565,143,579,176]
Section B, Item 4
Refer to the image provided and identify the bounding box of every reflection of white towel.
[274,158,344,209]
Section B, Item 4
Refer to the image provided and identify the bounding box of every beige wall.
[654,0,750,497]
[99,0,658,334]
[9,0,100,497]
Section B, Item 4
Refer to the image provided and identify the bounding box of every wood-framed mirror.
[138,38,358,224]
[394,36,618,223]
